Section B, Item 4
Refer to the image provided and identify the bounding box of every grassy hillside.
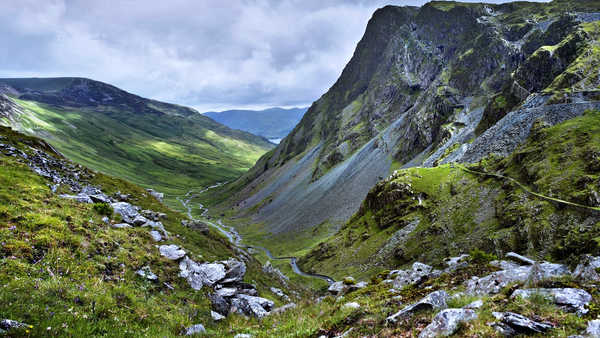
[0,126,296,336]
[0,78,273,209]
[299,109,600,280]
[204,107,307,140]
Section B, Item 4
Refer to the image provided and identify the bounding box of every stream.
[177,187,335,285]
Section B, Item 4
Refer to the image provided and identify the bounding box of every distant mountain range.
[204,107,307,142]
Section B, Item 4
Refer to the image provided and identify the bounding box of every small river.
[177,187,335,285]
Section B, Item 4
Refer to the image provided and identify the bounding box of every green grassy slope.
[299,109,600,280]
[0,126,293,336]
[0,78,273,209]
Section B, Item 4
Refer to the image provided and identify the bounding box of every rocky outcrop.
[159,245,186,260]
[386,290,449,324]
[511,288,592,315]
[419,308,478,338]
[490,312,554,335]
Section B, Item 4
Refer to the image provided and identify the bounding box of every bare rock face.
[111,202,139,224]
[230,294,274,319]
[178,257,226,290]
[390,262,442,290]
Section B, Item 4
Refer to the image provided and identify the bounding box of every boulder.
[506,252,536,265]
[489,260,521,270]
[234,335,252,338]
[390,262,442,289]
[466,262,570,295]
[574,256,600,281]
[145,220,169,239]
[210,293,231,316]
[230,294,274,318]
[387,290,449,324]
[0,319,30,332]
[491,312,553,335]
[60,193,93,203]
[132,215,149,226]
[343,302,360,310]
[111,202,139,223]
[211,310,225,321]
[220,259,246,284]
[178,257,226,290]
[149,230,162,242]
[136,266,158,281]
[184,324,206,335]
[216,287,238,298]
[102,216,110,225]
[349,281,369,292]
[89,193,111,204]
[159,245,186,260]
[419,308,478,338]
[511,288,592,315]
[111,223,131,229]
[328,281,347,295]
[444,254,470,272]
[586,320,600,337]
[464,299,484,310]
[147,189,164,202]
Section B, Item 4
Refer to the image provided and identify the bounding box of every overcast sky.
[0,0,547,112]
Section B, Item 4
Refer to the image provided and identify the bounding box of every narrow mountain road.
[177,187,335,285]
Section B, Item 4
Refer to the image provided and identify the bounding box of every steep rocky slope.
[218,0,600,257]
[0,78,273,209]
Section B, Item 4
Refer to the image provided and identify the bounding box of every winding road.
[177,186,335,285]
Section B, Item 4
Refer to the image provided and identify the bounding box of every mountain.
[204,107,307,142]
[0,77,274,208]
[215,0,600,259]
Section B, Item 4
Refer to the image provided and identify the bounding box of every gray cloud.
[0,0,547,111]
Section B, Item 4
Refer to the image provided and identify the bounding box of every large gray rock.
[466,262,570,295]
[444,254,470,272]
[511,288,592,315]
[60,193,93,203]
[390,262,442,289]
[220,259,246,284]
[145,220,169,239]
[159,245,186,260]
[0,319,29,331]
[111,223,131,229]
[132,215,149,226]
[328,281,346,295]
[184,324,206,335]
[387,290,449,324]
[586,320,600,337]
[149,230,162,242]
[231,294,274,318]
[419,308,478,338]
[506,252,536,265]
[179,257,226,290]
[211,310,226,321]
[210,293,231,316]
[574,256,600,282]
[111,202,139,223]
[491,312,553,335]
[216,287,238,298]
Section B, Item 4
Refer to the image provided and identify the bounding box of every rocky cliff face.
[226,1,600,245]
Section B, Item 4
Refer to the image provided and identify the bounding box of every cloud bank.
[0,0,547,111]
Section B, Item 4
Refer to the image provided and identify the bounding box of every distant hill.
[0,77,274,207]
[204,107,307,142]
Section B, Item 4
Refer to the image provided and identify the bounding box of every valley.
[2,0,600,336]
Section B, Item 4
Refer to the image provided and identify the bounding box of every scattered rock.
[387,290,449,324]
[506,252,536,265]
[349,281,369,292]
[136,266,158,281]
[491,312,554,335]
[234,334,252,338]
[111,202,139,223]
[147,188,164,202]
[220,259,246,284]
[328,281,346,295]
[159,245,186,260]
[216,287,238,298]
[0,319,30,332]
[270,287,290,301]
[464,299,484,310]
[211,310,225,321]
[574,256,600,282]
[490,260,522,270]
[184,324,206,336]
[511,288,592,315]
[149,230,162,242]
[343,302,360,310]
[179,257,226,290]
[210,293,231,316]
[132,215,149,226]
[60,193,93,203]
[444,254,470,272]
[419,308,478,338]
[466,262,570,295]
[230,294,274,318]
[181,219,210,235]
[111,223,131,229]
[586,320,600,337]
[102,216,110,225]
[390,262,442,289]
